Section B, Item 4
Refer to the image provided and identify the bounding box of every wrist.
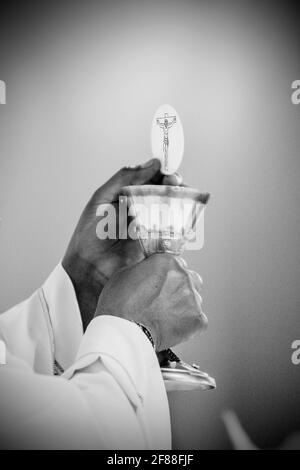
[62,254,106,330]
[134,316,162,351]
[134,321,156,350]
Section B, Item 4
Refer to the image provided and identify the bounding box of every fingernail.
[140,158,156,169]
[174,172,183,185]
[200,193,210,204]
[126,164,139,169]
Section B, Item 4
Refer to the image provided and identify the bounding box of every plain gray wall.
[1,0,300,449]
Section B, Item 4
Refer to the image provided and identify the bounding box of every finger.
[198,308,208,331]
[148,171,182,186]
[198,193,210,204]
[174,256,188,269]
[93,158,161,203]
[189,270,203,293]
[162,172,183,186]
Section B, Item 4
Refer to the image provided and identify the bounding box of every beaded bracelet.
[134,321,156,350]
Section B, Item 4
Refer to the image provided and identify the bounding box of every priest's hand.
[94,253,207,351]
[62,159,182,329]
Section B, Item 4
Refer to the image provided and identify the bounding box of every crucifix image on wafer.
[156,113,177,173]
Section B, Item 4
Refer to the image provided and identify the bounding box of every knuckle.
[193,271,203,285]
[195,290,203,305]
[191,291,203,312]
[176,256,188,269]
[165,253,182,271]
[189,290,207,329]
[194,310,208,332]
[119,166,130,177]
[200,312,208,330]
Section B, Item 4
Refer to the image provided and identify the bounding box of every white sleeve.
[64,315,171,450]
[0,263,171,449]
[0,316,171,450]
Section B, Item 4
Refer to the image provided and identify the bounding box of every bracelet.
[134,322,156,350]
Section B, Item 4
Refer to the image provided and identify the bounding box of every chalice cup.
[120,184,216,391]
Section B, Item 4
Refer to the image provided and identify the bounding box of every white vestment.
[0,264,171,449]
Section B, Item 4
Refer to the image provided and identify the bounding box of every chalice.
[120,183,216,391]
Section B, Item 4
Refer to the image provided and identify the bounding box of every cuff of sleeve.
[64,316,162,403]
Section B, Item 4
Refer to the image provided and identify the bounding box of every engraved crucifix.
[156,112,177,172]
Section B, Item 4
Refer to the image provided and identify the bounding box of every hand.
[94,253,207,351]
[62,158,182,329]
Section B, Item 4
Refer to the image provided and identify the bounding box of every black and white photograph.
[0,0,299,454]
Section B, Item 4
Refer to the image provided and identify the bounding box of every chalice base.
[159,349,216,392]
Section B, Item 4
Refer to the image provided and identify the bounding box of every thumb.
[93,158,161,203]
